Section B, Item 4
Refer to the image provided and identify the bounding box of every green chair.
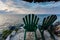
[39,15,57,40]
[23,14,39,40]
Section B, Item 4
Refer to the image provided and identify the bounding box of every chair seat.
[24,26,37,32]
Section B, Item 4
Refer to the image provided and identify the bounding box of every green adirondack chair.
[39,15,57,40]
[23,14,39,40]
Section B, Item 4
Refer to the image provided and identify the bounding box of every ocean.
[0,14,60,31]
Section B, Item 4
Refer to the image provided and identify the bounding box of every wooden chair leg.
[48,30,56,40]
[35,31,37,40]
[40,30,45,40]
[24,30,26,40]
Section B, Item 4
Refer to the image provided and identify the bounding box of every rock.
[6,35,11,40]
[6,28,60,40]
[26,32,35,40]
[36,29,41,39]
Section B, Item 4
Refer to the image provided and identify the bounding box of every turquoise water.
[0,14,60,30]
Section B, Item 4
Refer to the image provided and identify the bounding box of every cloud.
[0,1,8,10]
[0,0,60,14]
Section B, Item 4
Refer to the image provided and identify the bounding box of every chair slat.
[46,15,54,26]
[42,18,46,27]
[46,16,51,25]
[23,18,27,25]
[34,16,37,24]
[35,18,39,25]
[42,15,57,30]
[25,16,28,25]
[32,14,34,24]
[28,14,31,25]
[47,15,57,26]
[49,15,57,25]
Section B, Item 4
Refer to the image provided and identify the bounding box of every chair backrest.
[41,15,57,30]
[23,14,39,31]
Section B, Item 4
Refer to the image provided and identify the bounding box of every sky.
[0,0,60,14]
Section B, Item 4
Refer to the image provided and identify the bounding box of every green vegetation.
[2,30,12,40]
[1,25,22,40]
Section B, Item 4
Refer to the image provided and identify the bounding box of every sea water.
[0,14,60,32]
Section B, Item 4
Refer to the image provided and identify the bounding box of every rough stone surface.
[26,32,35,40]
[6,28,60,40]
